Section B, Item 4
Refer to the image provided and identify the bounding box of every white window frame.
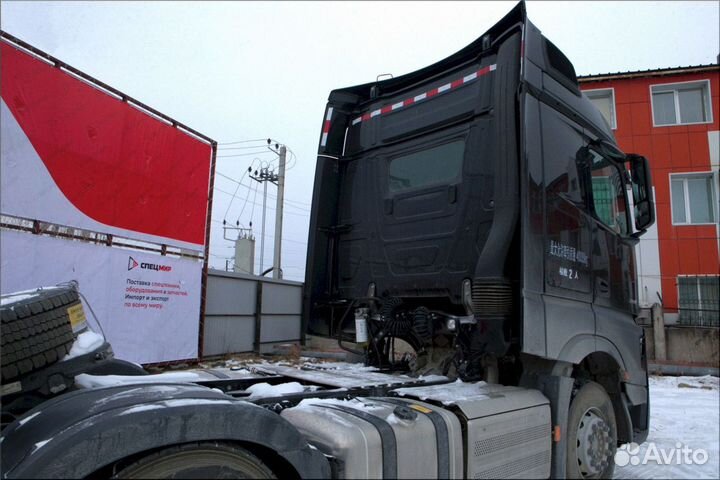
[650,79,713,127]
[669,172,718,226]
[584,87,617,130]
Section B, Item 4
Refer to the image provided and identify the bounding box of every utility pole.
[250,166,278,276]
[260,180,268,274]
[272,146,286,279]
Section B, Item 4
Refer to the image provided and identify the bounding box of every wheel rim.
[575,407,613,478]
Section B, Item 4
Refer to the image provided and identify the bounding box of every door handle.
[448,185,457,204]
[384,198,394,215]
[597,279,610,294]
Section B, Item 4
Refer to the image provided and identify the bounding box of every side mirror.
[627,154,655,234]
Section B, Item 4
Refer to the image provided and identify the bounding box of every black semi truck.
[1,3,653,479]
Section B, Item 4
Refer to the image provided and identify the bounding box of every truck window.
[589,150,629,235]
[388,140,465,192]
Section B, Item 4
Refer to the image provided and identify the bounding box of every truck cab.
[1,3,653,479]
[304,1,653,476]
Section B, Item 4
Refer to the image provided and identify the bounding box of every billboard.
[0,33,215,363]
[0,231,202,363]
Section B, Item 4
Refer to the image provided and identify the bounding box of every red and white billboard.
[0,35,215,363]
[0,40,212,250]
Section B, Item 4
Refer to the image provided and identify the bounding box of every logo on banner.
[127,256,172,272]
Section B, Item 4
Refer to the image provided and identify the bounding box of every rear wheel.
[114,442,276,479]
[566,381,617,479]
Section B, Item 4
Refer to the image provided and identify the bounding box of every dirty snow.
[118,398,237,416]
[614,375,719,479]
[118,404,166,416]
[0,293,37,306]
[255,363,426,389]
[17,411,41,427]
[394,379,494,405]
[75,371,204,388]
[294,396,387,412]
[31,438,52,454]
[62,331,105,361]
[245,382,306,398]
[0,286,64,306]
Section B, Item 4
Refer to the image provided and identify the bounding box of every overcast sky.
[2,1,718,281]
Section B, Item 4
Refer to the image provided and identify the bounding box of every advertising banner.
[0,39,212,251]
[1,36,215,363]
[1,230,201,364]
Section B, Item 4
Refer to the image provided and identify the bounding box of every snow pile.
[118,398,236,416]
[0,286,64,306]
[302,361,379,372]
[294,396,387,412]
[245,382,305,398]
[614,375,719,479]
[1,293,37,306]
[394,379,491,405]
[75,371,203,389]
[62,331,105,361]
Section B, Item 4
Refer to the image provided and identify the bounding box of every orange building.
[579,64,719,326]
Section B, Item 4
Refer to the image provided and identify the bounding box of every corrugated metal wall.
[203,269,302,356]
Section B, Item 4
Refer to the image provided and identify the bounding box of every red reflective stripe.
[323,120,331,133]
[352,63,496,127]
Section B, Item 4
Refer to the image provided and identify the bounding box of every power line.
[217,138,268,145]
[217,150,276,158]
[215,170,311,209]
[213,186,309,217]
[218,144,278,151]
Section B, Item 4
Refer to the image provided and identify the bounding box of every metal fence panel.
[203,269,303,356]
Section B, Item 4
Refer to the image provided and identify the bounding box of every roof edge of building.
[578,63,720,83]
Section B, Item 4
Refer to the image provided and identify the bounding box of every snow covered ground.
[614,375,719,479]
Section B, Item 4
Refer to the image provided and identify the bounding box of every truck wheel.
[566,381,617,479]
[1,287,78,383]
[114,442,276,479]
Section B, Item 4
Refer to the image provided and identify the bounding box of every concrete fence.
[202,269,303,356]
[643,304,719,375]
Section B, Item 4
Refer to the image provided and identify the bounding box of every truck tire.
[1,288,78,383]
[114,442,276,479]
[566,381,617,479]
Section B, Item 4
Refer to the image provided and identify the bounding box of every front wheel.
[566,381,617,479]
[114,442,276,479]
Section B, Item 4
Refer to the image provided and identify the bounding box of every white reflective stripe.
[352,117,362,125]
[463,72,478,83]
[414,93,427,102]
[489,64,497,71]
[391,102,404,110]
[370,109,382,117]
[325,107,334,121]
[438,83,452,93]
[320,132,329,146]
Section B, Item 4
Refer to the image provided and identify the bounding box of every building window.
[670,173,717,225]
[584,88,617,129]
[678,276,719,327]
[651,80,713,126]
[589,149,629,235]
